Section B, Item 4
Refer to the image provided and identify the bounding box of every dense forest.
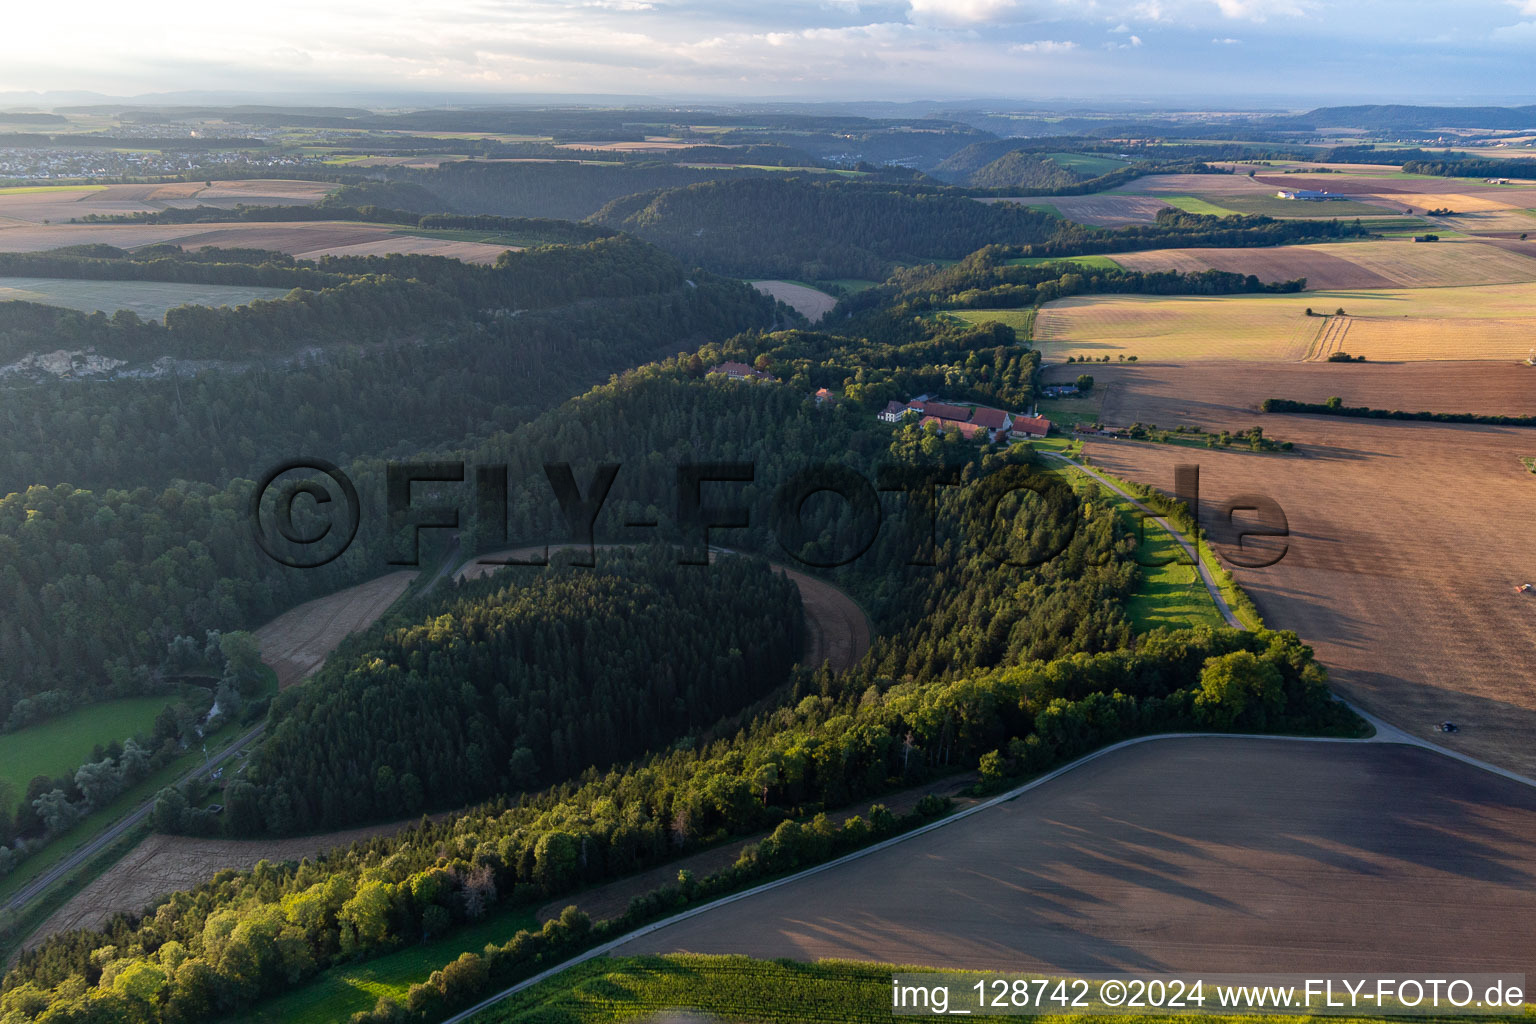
[932,143,1084,188]
[0,239,776,717]
[591,177,1061,278]
[0,235,710,364]
[389,161,804,221]
[214,549,803,834]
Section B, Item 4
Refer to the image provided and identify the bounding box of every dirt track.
[462,547,871,672]
[254,571,417,689]
[1075,360,1536,774]
[616,738,1536,973]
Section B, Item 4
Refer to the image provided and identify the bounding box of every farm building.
[1276,189,1349,201]
[1040,384,1080,398]
[1010,414,1052,439]
[920,415,987,440]
[709,360,777,382]
[882,396,1038,442]
[909,399,974,421]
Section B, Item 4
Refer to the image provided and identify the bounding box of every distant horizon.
[3,0,1535,108]
[3,90,1536,116]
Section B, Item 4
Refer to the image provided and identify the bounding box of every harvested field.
[292,235,513,264]
[253,571,416,689]
[29,819,421,946]
[0,220,507,263]
[1028,282,1536,362]
[749,280,837,321]
[1426,207,1536,234]
[1029,294,1321,361]
[461,547,870,672]
[0,276,287,319]
[1111,239,1536,290]
[976,194,1170,226]
[1113,246,1393,290]
[618,738,1536,973]
[0,179,331,226]
[1086,359,1536,773]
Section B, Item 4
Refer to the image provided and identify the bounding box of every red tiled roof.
[1011,414,1052,436]
[970,407,1011,430]
[921,415,985,439]
[911,401,972,421]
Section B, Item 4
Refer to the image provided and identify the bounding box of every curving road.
[4,722,266,914]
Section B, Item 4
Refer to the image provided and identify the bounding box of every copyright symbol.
[250,458,360,568]
[1100,980,1127,1007]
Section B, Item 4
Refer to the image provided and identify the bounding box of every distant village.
[709,360,1056,441]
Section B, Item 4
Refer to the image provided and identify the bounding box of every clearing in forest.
[749,280,838,321]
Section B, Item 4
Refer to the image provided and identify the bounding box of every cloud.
[907,0,1028,25]
[1212,35,1241,42]
[1491,17,1536,37]
[1009,39,1078,51]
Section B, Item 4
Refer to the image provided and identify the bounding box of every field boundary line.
[1043,452,1242,628]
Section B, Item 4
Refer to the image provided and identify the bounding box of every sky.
[1,0,1534,105]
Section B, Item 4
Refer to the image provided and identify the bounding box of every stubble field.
[0,276,288,319]
[0,180,333,226]
[254,570,417,689]
[1111,238,1536,290]
[750,280,839,321]
[1080,359,1536,773]
[1024,282,1536,362]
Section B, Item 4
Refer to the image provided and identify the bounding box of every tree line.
[590,176,1062,280]
[4,622,1357,1024]
[1261,397,1536,426]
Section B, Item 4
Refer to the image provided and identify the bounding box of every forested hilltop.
[0,236,774,723]
[216,549,803,834]
[5,301,1360,1024]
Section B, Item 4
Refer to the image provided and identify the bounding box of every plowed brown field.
[1112,239,1536,290]
[254,571,416,689]
[27,819,423,946]
[1079,360,1536,773]
[617,738,1536,973]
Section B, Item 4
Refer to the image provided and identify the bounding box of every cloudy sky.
[2,0,1533,104]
